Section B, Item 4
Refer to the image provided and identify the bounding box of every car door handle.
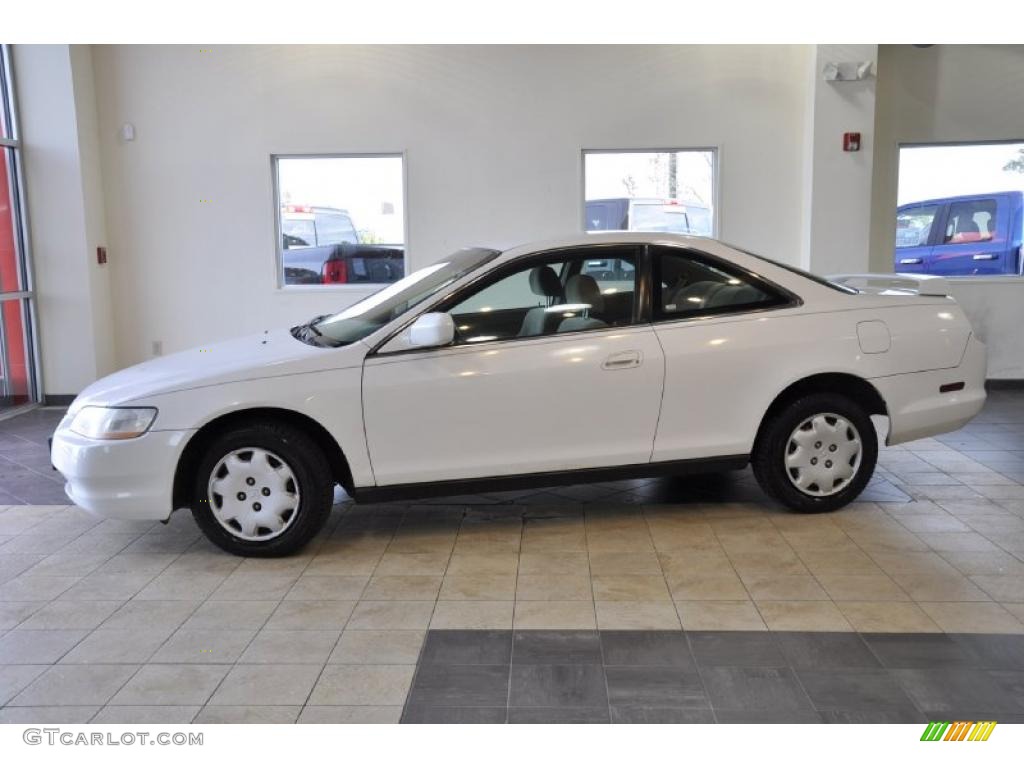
[971,253,997,260]
[603,351,642,370]
[899,258,923,265]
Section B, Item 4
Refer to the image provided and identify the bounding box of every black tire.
[752,393,877,513]
[190,421,334,557]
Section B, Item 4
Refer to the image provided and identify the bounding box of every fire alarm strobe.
[843,132,862,152]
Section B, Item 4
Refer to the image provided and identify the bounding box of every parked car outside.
[52,233,986,556]
[894,191,1023,276]
[586,198,713,236]
[280,204,405,285]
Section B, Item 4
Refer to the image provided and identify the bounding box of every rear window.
[729,245,858,295]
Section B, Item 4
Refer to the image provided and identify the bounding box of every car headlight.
[69,406,158,440]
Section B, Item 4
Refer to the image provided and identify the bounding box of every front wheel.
[191,421,334,556]
[753,393,878,513]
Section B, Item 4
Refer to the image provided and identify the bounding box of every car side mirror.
[407,312,455,349]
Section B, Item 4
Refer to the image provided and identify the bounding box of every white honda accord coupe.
[51,234,987,556]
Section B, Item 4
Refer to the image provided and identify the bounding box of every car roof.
[898,190,1023,208]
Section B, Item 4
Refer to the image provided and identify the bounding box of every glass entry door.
[0,45,40,413]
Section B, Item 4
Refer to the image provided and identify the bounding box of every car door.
[360,245,666,486]
[894,202,941,273]
[929,195,1008,275]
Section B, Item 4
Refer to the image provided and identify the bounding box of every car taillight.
[322,260,348,284]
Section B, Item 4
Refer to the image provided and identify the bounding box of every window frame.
[270,152,408,291]
[648,244,800,325]
[437,243,645,348]
[580,147,720,237]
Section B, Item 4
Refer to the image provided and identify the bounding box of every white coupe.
[51,234,987,556]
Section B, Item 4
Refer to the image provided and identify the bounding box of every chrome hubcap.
[207,447,301,541]
[784,413,862,497]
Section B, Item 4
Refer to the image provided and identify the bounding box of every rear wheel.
[191,421,333,556]
[753,393,877,513]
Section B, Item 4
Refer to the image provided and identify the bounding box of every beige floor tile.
[110,664,228,705]
[658,549,734,574]
[298,705,402,723]
[209,574,298,602]
[595,601,681,630]
[777,527,856,551]
[969,574,1024,603]
[918,602,1024,633]
[1002,603,1024,622]
[0,576,81,602]
[592,574,671,602]
[304,553,381,576]
[517,552,590,575]
[284,575,368,601]
[667,572,748,601]
[894,515,972,534]
[439,573,516,601]
[100,599,201,631]
[347,601,434,630]
[586,532,654,553]
[815,573,910,602]
[849,530,930,553]
[60,628,174,664]
[386,533,456,555]
[727,549,809,577]
[917,532,1001,553]
[835,601,942,632]
[889,572,991,602]
[264,600,355,630]
[446,552,518,576]
[515,573,592,601]
[92,705,200,723]
[10,664,138,706]
[194,705,300,723]
[799,549,884,576]
[675,600,767,630]
[209,664,322,705]
[149,628,257,664]
[716,530,791,554]
[362,575,442,601]
[308,664,414,706]
[374,552,449,576]
[329,630,424,664]
[184,601,279,630]
[513,601,596,629]
[756,601,852,631]
[588,551,662,575]
[17,600,122,630]
[868,550,961,575]
[520,525,587,553]
[0,601,46,630]
[741,574,828,601]
[238,629,341,664]
[429,601,513,630]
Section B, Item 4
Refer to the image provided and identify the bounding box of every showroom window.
[273,154,406,287]
[443,246,639,345]
[895,141,1024,276]
[582,149,717,237]
[652,246,789,321]
[0,45,39,414]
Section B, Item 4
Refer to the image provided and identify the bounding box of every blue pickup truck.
[894,191,1024,276]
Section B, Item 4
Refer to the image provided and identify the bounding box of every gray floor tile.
[512,630,602,665]
[605,666,709,709]
[0,629,87,663]
[401,704,507,723]
[701,666,814,712]
[863,632,984,669]
[949,633,1024,670]
[407,664,509,707]
[60,628,174,664]
[796,668,918,711]
[774,631,881,669]
[92,705,200,723]
[0,705,99,723]
[819,708,927,723]
[894,668,1022,712]
[509,664,608,708]
[715,708,824,723]
[420,629,512,666]
[688,631,786,667]
[508,706,610,723]
[600,630,695,668]
[611,706,716,723]
[0,664,47,705]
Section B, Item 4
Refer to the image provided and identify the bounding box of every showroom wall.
[87,44,813,367]
[870,44,1024,378]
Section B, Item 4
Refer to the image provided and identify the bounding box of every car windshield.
[294,247,500,347]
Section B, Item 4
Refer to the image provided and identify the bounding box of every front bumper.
[50,424,194,520]
[873,333,987,446]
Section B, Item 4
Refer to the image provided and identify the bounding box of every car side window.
[895,205,939,248]
[653,246,788,321]
[943,199,997,244]
[444,248,638,345]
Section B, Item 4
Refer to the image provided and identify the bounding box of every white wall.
[13,44,114,395]
[90,45,812,368]
[870,44,1024,378]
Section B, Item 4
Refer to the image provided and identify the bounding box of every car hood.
[71,329,366,410]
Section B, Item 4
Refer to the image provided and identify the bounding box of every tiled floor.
[0,393,1022,723]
